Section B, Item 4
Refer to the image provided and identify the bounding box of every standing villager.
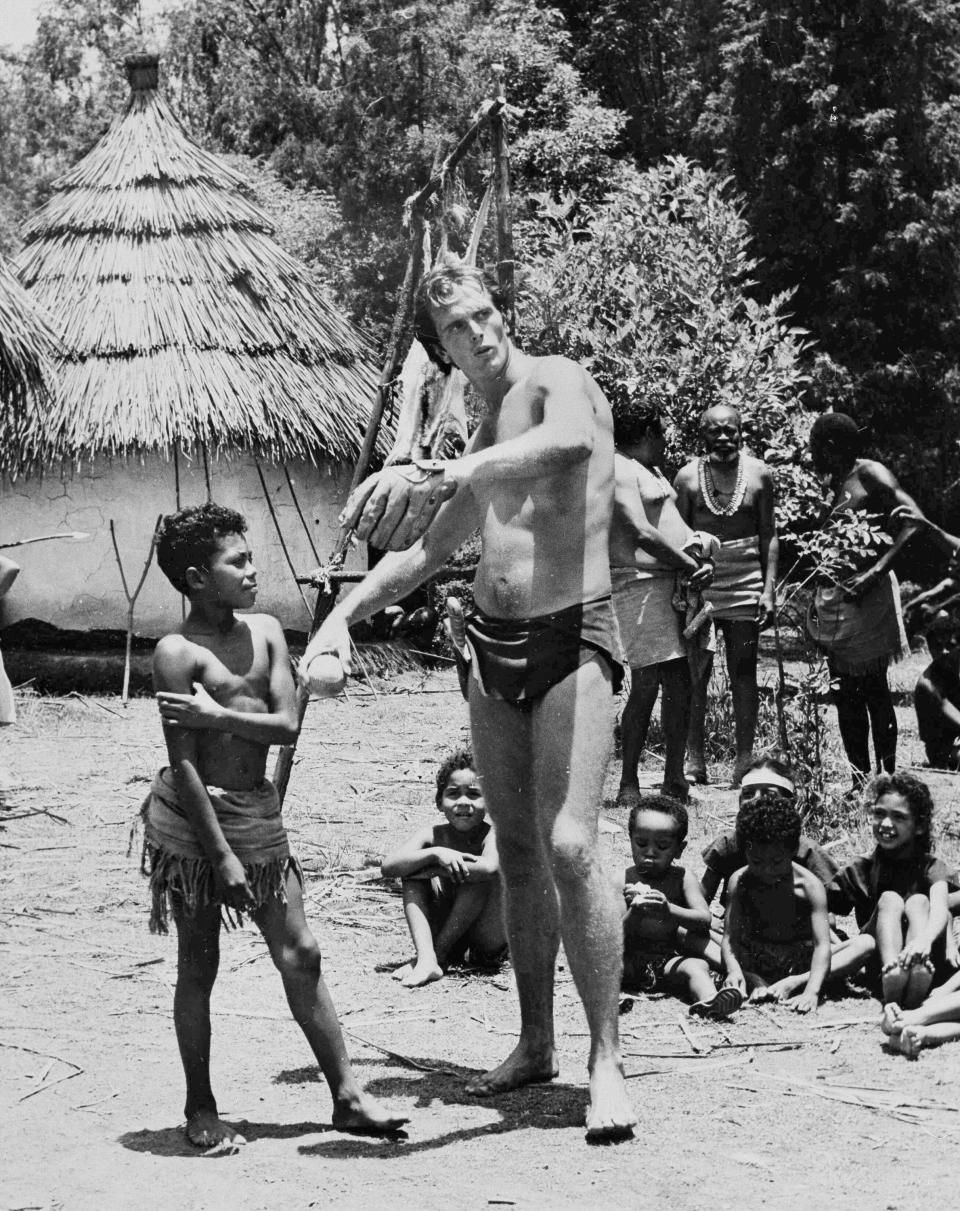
[609,404,714,804]
[806,413,919,783]
[301,264,637,1141]
[674,405,779,786]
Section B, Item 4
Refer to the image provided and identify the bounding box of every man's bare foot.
[585,1060,636,1142]
[400,959,443,987]
[391,963,413,982]
[897,1025,929,1059]
[464,1040,558,1096]
[880,1002,905,1036]
[332,1091,409,1136]
[185,1109,246,1152]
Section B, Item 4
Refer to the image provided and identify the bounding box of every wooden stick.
[283,465,321,563]
[253,458,312,618]
[490,64,516,335]
[109,515,161,703]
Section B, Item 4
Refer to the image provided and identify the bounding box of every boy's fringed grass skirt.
[139,768,303,934]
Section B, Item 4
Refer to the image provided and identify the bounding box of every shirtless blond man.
[301,265,636,1140]
[674,405,778,785]
[144,503,406,1150]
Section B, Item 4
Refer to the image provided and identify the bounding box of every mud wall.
[0,453,364,635]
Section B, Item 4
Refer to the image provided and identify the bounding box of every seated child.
[914,609,960,770]
[700,756,838,907]
[622,793,740,1017]
[381,747,506,987]
[880,967,960,1057]
[721,792,832,1013]
[141,503,407,1150]
[772,773,952,1009]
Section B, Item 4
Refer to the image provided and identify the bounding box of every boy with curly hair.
[142,503,406,1150]
[721,791,832,1013]
[381,747,506,986]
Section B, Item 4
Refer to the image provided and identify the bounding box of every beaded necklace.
[699,454,747,517]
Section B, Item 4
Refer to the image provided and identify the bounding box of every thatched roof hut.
[0,254,59,466]
[16,52,383,468]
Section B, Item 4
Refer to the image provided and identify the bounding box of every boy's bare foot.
[332,1092,409,1136]
[880,1002,905,1035]
[400,959,443,987]
[585,1060,637,1142]
[464,1040,558,1096]
[897,1025,929,1059]
[185,1109,246,1152]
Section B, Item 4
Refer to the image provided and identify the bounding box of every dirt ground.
[3,663,960,1211]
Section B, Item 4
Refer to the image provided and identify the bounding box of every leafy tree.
[519,156,815,533]
[559,1,960,526]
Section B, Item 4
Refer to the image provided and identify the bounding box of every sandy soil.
[3,666,960,1211]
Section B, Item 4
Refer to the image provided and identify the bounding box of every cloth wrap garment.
[703,536,763,622]
[807,570,907,676]
[140,767,302,934]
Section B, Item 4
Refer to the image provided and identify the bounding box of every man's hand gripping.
[339,460,457,551]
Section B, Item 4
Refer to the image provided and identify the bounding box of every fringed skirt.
[139,768,302,934]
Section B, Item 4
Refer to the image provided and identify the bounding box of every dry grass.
[0,256,59,461]
[13,54,389,471]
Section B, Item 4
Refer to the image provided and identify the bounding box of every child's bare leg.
[669,956,716,1005]
[875,891,909,1004]
[463,879,507,961]
[766,934,876,1001]
[396,879,443,987]
[172,899,245,1149]
[255,871,408,1134]
[680,928,722,972]
[434,880,493,964]
[902,894,934,1008]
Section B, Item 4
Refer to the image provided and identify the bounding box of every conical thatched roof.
[17,53,384,466]
[0,254,60,468]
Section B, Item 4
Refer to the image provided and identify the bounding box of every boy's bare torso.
[469,359,614,619]
[160,616,274,790]
[623,863,683,946]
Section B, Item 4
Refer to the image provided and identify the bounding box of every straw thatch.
[0,254,59,466]
[17,53,385,468]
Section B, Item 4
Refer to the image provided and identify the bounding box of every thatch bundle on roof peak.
[17,52,384,468]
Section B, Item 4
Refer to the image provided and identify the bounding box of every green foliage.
[518,156,814,529]
[559,0,960,529]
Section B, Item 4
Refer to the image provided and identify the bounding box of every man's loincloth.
[140,767,302,934]
[704,536,763,622]
[740,936,814,983]
[612,569,685,668]
[463,596,624,709]
[808,570,907,676]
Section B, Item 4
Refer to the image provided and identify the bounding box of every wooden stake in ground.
[109,515,161,704]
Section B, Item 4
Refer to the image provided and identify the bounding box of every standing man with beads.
[674,405,778,786]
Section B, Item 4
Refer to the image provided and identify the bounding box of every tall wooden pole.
[490,64,516,335]
[271,97,507,807]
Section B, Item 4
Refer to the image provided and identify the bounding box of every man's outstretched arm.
[300,484,481,677]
